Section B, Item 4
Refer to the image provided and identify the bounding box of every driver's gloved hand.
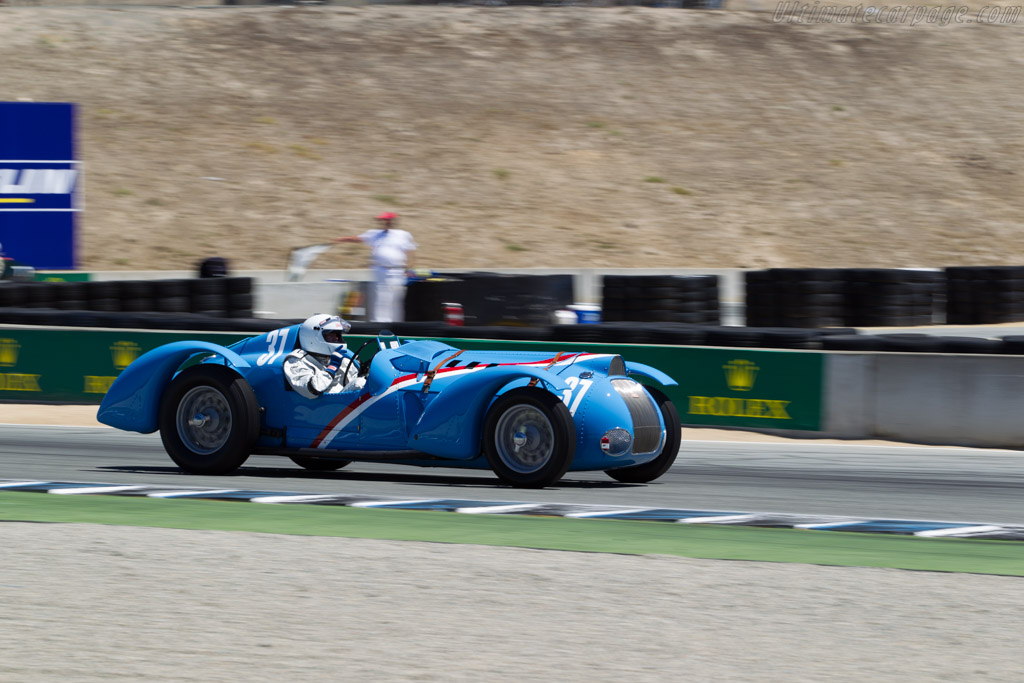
[325,350,348,377]
[307,371,333,397]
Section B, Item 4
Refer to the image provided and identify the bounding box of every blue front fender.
[97,341,251,434]
[410,367,569,459]
[626,361,677,387]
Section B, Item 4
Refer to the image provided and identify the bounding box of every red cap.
[376,212,398,220]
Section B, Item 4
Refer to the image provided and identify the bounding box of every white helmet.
[299,314,351,357]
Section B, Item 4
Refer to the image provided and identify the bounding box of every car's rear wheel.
[483,388,575,488]
[605,386,681,484]
[159,365,260,475]
[288,456,351,471]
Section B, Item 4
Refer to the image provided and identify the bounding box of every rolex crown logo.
[723,359,758,392]
[0,338,20,368]
[110,341,142,370]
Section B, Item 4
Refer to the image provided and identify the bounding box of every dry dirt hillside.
[1,6,1022,272]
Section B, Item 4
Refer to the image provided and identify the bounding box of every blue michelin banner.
[0,102,79,269]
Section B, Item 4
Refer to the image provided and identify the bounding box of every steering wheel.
[342,339,375,380]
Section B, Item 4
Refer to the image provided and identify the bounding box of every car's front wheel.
[605,386,681,484]
[159,365,260,475]
[483,388,575,488]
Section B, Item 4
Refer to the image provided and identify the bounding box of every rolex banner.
[665,347,824,431]
[0,329,248,403]
[0,102,80,269]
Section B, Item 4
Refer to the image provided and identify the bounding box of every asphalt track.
[2,424,1023,526]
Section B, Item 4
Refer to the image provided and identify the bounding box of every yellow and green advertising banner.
[0,328,824,431]
[0,328,248,403]
[653,346,823,430]
[34,271,90,282]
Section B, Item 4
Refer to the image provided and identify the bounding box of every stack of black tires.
[601,274,719,325]
[0,277,264,330]
[405,273,573,326]
[745,268,944,328]
[744,269,845,328]
[0,277,253,317]
[843,268,943,327]
[946,266,1024,324]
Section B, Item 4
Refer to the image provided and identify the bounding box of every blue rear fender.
[409,366,569,459]
[97,341,251,434]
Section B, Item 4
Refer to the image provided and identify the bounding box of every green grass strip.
[3,492,1023,576]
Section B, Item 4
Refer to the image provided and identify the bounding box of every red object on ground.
[443,302,464,326]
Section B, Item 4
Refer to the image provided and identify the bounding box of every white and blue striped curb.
[3,479,1023,541]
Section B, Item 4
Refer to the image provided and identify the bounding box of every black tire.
[191,293,224,314]
[25,284,57,308]
[158,365,260,474]
[191,277,227,296]
[0,284,28,307]
[877,333,944,352]
[482,388,575,488]
[157,296,190,313]
[120,296,153,313]
[118,280,153,299]
[937,337,1003,354]
[154,279,191,298]
[85,280,119,301]
[605,386,681,484]
[225,277,253,294]
[288,456,351,471]
[89,297,122,312]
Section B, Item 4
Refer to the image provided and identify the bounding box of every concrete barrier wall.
[815,352,1024,449]
[870,354,1024,448]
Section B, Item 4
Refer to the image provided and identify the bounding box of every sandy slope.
[1,6,1022,272]
[2,522,1023,682]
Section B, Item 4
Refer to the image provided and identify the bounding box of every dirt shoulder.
[1,7,1022,272]
[3,523,1021,682]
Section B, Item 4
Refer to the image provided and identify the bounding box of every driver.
[283,314,364,398]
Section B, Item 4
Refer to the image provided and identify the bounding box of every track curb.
[3,479,1023,541]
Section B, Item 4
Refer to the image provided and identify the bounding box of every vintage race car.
[97,326,681,488]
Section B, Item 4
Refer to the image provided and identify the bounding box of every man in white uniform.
[282,314,363,399]
[335,212,418,323]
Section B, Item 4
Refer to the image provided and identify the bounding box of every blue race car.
[97,321,681,488]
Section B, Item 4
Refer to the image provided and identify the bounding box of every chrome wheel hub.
[176,386,232,455]
[494,405,555,474]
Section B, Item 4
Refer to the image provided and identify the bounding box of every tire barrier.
[946,266,1024,325]
[821,332,1012,353]
[745,268,846,328]
[745,268,944,328]
[844,268,944,327]
[405,273,573,326]
[602,274,720,325]
[0,277,254,320]
[0,306,290,332]
[0,305,1022,355]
